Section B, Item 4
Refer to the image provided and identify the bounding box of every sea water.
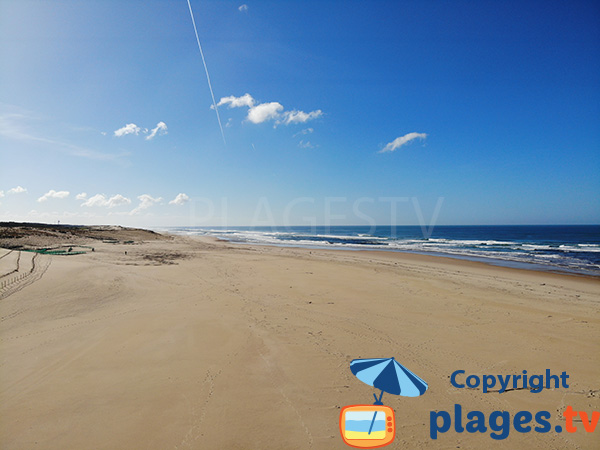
[343,410,387,440]
[165,225,600,276]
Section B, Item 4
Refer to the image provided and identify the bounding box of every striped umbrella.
[350,357,428,400]
[350,357,428,435]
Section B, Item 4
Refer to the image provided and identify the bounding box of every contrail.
[186,0,226,145]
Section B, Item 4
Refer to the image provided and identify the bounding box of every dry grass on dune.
[0,222,169,250]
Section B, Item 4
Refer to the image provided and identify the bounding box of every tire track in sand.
[0,253,50,301]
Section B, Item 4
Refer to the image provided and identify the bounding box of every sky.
[1,0,599,227]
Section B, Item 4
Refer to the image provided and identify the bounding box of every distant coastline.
[164,225,600,277]
[2,222,598,277]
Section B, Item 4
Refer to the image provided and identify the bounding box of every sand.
[0,226,598,449]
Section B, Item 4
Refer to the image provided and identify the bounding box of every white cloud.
[76,192,87,200]
[239,4,248,12]
[106,194,131,208]
[169,193,190,205]
[247,102,284,124]
[114,123,141,137]
[7,186,27,195]
[380,132,427,153]
[81,194,108,207]
[81,193,131,208]
[293,128,314,138]
[280,109,323,125]
[146,121,168,140]
[298,140,316,149]
[37,190,70,202]
[114,122,168,140]
[214,93,323,129]
[216,93,255,109]
[0,191,4,198]
[131,194,162,214]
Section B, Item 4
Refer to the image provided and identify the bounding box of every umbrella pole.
[367,410,379,435]
[368,390,385,435]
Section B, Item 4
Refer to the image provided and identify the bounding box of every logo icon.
[340,405,395,448]
[340,357,428,448]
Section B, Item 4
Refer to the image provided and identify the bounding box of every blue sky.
[1,0,599,226]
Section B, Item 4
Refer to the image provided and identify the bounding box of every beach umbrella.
[350,357,428,434]
[350,357,428,400]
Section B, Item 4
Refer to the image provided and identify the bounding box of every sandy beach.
[0,225,598,449]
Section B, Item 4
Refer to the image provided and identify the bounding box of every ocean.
[165,225,600,276]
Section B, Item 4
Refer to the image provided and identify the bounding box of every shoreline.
[161,224,600,279]
[186,233,600,280]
